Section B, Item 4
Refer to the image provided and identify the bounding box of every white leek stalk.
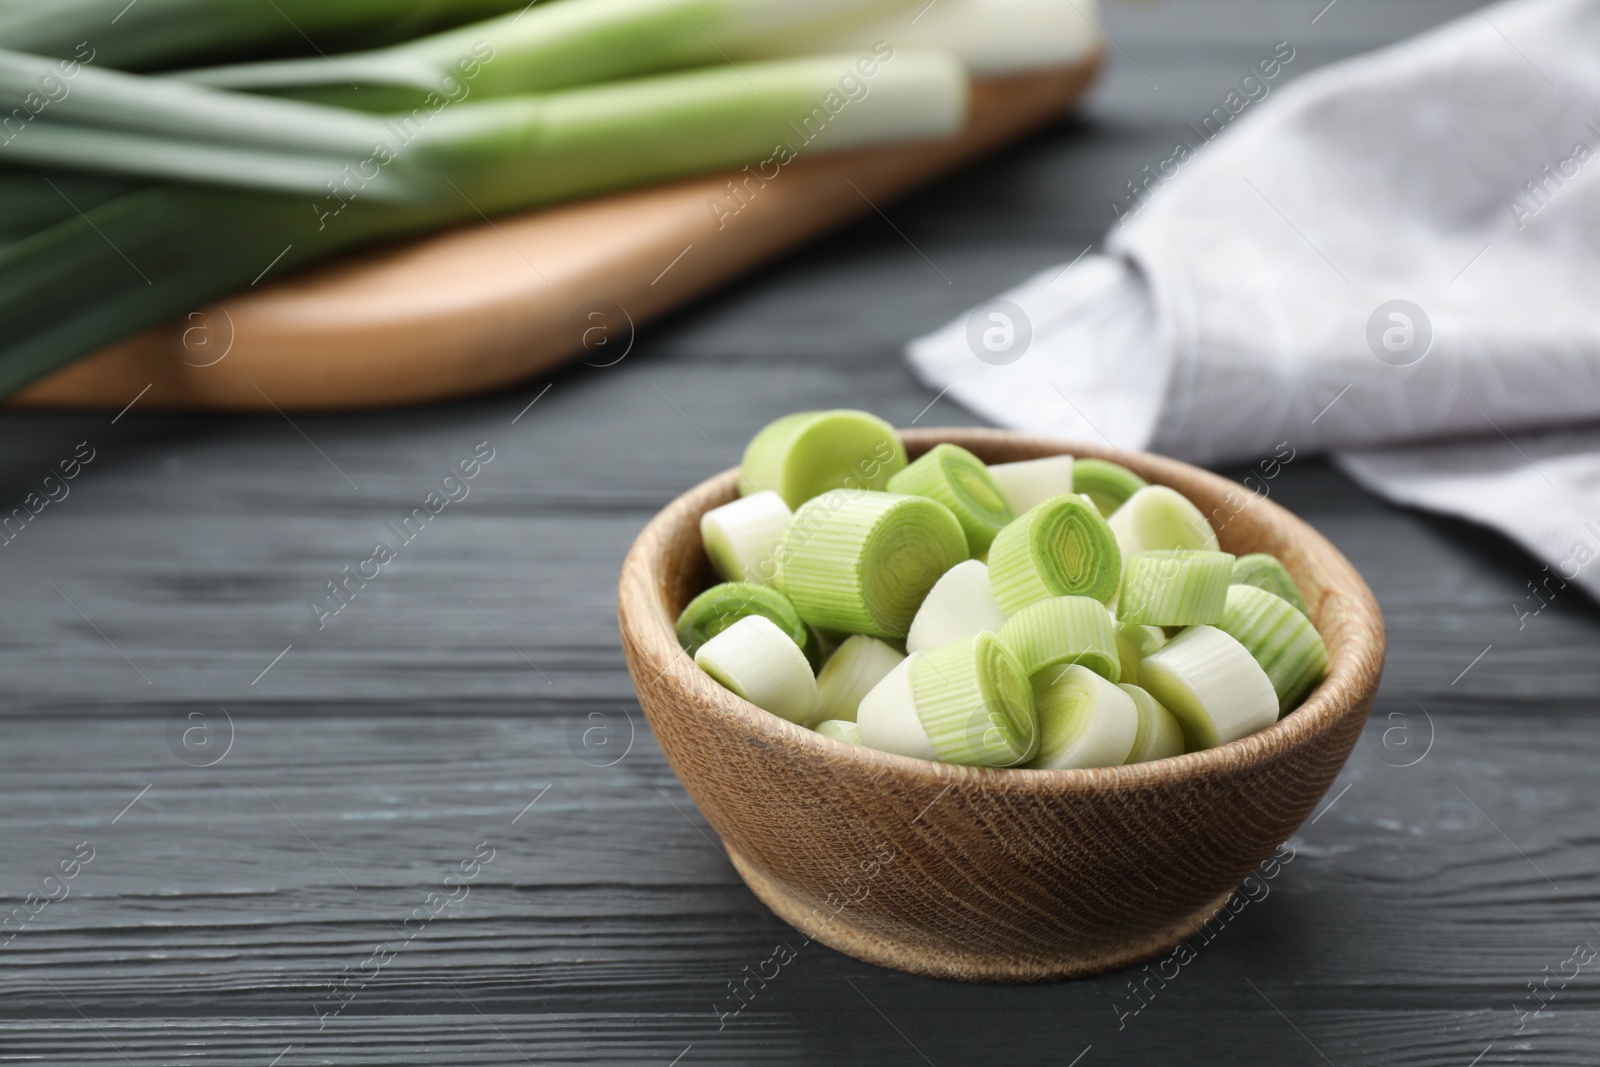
[1116,549,1235,627]
[905,559,1007,654]
[1214,585,1328,714]
[775,490,967,639]
[1231,552,1310,616]
[999,595,1119,681]
[701,490,791,585]
[694,614,818,724]
[987,494,1122,612]
[985,455,1074,515]
[1026,664,1137,770]
[739,409,907,508]
[1137,625,1276,750]
[1120,683,1185,763]
[1074,458,1147,518]
[814,634,905,722]
[887,443,1014,556]
[1107,485,1220,557]
[814,719,862,744]
[1115,621,1165,686]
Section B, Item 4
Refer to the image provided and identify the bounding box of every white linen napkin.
[907,0,1600,597]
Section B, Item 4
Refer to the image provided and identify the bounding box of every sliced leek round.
[987,494,1122,612]
[738,410,907,508]
[999,595,1119,682]
[1231,552,1310,616]
[1116,549,1235,627]
[775,490,968,639]
[1137,624,1277,750]
[911,632,1037,767]
[905,559,1007,654]
[700,490,791,585]
[814,634,905,723]
[855,656,934,760]
[1073,458,1148,518]
[888,442,1014,556]
[1026,664,1137,769]
[1119,682,1185,763]
[1107,485,1220,556]
[813,719,862,744]
[694,614,818,725]
[676,581,815,664]
[1214,584,1328,713]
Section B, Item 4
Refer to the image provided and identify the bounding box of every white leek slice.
[999,595,1119,682]
[1119,683,1185,763]
[700,490,791,585]
[1117,549,1235,627]
[694,615,818,725]
[856,656,935,760]
[814,634,905,722]
[813,719,862,744]
[887,443,1014,556]
[736,0,1100,77]
[1231,552,1311,616]
[987,494,1121,612]
[986,455,1074,515]
[775,490,968,639]
[1214,584,1328,714]
[906,559,1007,654]
[911,632,1037,766]
[1114,621,1166,685]
[1027,664,1137,770]
[1137,625,1276,750]
[1107,485,1220,557]
[676,581,816,666]
[1074,458,1148,518]
[738,409,906,508]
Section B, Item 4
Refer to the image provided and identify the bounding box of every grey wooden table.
[4,1,1595,1063]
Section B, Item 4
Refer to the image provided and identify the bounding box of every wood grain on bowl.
[618,429,1384,982]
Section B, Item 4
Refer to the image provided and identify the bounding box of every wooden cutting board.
[11,55,1101,412]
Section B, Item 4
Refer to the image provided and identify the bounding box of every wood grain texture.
[619,428,1383,980]
[2,0,1584,1061]
[7,61,1101,412]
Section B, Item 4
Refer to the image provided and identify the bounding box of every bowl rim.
[619,426,1385,796]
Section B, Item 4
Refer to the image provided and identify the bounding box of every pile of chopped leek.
[684,410,1329,770]
[0,0,1095,399]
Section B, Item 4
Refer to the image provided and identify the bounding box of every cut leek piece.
[910,632,1037,767]
[701,490,791,585]
[814,719,862,744]
[1231,552,1310,616]
[1214,584,1328,714]
[1107,485,1220,556]
[1120,683,1185,763]
[905,560,1007,654]
[1073,458,1147,517]
[1114,620,1166,686]
[739,410,908,508]
[985,455,1074,515]
[676,581,815,664]
[694,614,818,724]
[887,443,1014,556]
[1137,625,1277,750]
[999,596,1119,682]
[814,635,905,723]
[855,657,933,759]
[1026,664,1137,769]
[987,494,1122,612]
[775,490,967,639]
[1116,549,1235,627]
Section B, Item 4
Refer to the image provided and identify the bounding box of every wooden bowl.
[617,428,1384,982]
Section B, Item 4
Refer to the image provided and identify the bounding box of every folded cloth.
[907,0,1600,597]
